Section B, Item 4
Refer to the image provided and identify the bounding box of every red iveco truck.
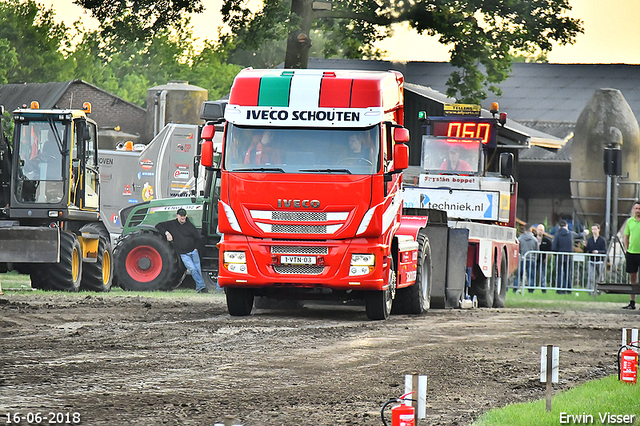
[209,68,430,319]
[191,68,518,319]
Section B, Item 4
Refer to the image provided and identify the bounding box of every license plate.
[281,255,316,265]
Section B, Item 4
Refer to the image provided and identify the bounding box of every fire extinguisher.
[380,391,415,426]
[618,341,639,384]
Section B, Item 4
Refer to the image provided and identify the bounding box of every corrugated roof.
[0,79,145,113]
[0,81,73,111]
[307,59,640,128]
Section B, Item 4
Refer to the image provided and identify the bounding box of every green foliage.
[71,19,240,107]
[218,0,582,103]
[0,0,75,83]
[473,375,640,426]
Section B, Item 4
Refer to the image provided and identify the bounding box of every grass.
[505,287,629,309]
[0,271,224,299]
[472,375,640,426]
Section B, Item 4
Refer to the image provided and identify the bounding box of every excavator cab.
[10,107,100,217]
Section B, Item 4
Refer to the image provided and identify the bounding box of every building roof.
[0,79,145,113]
[0,81,73,111]
[307,59,640,139]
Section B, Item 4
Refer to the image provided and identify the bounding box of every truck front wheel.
[365,259,396,320]
[393,232,432,314]
[226,287,254,316]
[114,230,182,291]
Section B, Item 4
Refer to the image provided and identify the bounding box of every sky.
[43,0,640,65]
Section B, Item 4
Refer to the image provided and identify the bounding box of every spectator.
[551,219,573,294]
[517,223,539,292]
[155,208,208,294]
[622,201,640,309]
[536,223,553,291]
[585,223,607,290]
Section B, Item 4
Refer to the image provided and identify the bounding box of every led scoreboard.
[431,118,497,147]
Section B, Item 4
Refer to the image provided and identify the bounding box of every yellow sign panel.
[444,103,481,117]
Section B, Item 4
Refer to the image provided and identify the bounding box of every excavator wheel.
[38,231,82,292]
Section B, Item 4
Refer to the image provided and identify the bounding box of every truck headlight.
[350,254,375,276]
[223,251,247,274]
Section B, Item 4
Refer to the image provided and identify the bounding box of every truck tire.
[39,231,82,292]
[226,287,254,316]
[80,224,114,292]
[365,259,396,320]
[492,254,507,308]
[470,263,494,308]
[114,230,182,291]
[392,232,432,314]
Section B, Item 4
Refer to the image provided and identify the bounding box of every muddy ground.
[0,293,638,426]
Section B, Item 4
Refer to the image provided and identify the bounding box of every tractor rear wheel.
[114,230,182,291]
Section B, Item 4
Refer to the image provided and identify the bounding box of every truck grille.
[272,211,326,221]
[271,246,329,255]
[273,265,325,275]
[272,224,326,234]
[250,210,349,236]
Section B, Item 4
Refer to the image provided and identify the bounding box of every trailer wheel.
[114,230,182,291]
[366,259,396,320]
[226,287,254,316]
[80,224,114,292]
[41,231,82,292]
[470,263,494,308]
[492,254,507,308]
[393,232,432,314]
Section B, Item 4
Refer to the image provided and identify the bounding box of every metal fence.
[511,250,629,293]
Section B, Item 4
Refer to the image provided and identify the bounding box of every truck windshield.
[15,120,66,203]
[420,136,481,174]
[224,125,380,175]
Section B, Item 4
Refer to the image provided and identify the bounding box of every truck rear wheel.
[470,263,495,308]
[393,232,432,314]
[114,230,182,291]
[366,259,396,320]
[41,231,82,292]
[226,287,254,316]
[492,254,507,308]
[80,224,114,292]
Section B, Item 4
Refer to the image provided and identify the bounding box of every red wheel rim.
[125,245,162,282]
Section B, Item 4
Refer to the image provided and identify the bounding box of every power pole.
[284,0,313,69]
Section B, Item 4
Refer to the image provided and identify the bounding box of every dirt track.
[0,293,638,425]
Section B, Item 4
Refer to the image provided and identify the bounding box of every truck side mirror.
[393,127,410,143]
[200,124,215,168]
[499,152,514,177]
[393,143,409,171]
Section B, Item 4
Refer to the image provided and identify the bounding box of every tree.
[72,21,240,107]
[75,0,582,103]
[0,0,75,83]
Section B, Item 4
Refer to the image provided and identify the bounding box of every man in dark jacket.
[155,208,207,293]
[536,224,553,291]
[552,219,574,294]
[585,223,607,290]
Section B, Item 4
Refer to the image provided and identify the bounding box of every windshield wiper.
[235,167,285,173]
[298,168,352,174]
